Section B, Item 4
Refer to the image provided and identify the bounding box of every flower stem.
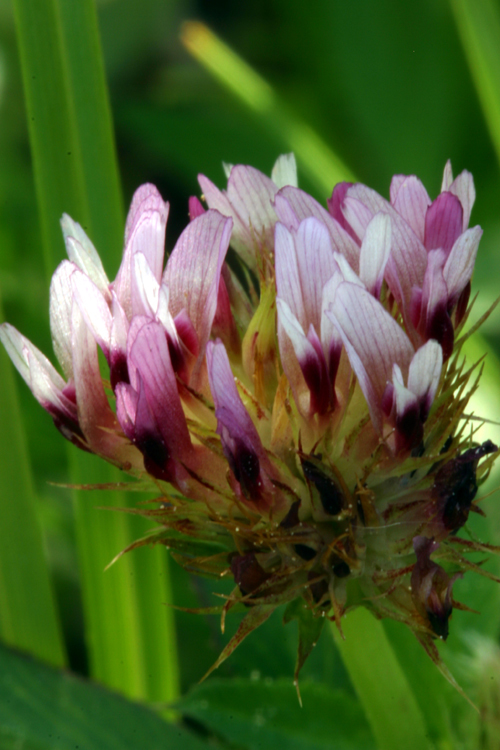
[329,609,433,750]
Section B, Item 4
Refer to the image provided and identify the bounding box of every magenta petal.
[327,182,357,240]
[189,196,205,220]
[127,319,192,460]
[424,192,463,253]
[207,340,269,501]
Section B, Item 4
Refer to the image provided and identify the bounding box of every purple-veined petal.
[277,299,322,377]
[50,260,76,378]
[443,226,482,305]
[424,192,463,253]
[327,182,358,241]
[390,176,431,243]
[327,282,414,430]
[419,250,454,360]
[163,210,232,383]
[71,269,112,361]
[61,215,110,297]
[341,197,373,240]
[271,153,298,189]
[359,212,392,297]
[110,294,130,390]
[275,186,360,270]
[115,382,138,442]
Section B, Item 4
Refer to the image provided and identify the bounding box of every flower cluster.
[2,155,498,679]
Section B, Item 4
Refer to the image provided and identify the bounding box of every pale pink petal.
[359,212,392,297]
[407,340,442,417]
[276,186,360,270]
[327,182,357,241]
[419,250,454,360]
[131,252,160,318]
[389,174,406,204]
[424,192,463,253]
[390,176,431,242]
[49,260,76,378]
[61,215,110,298]
[114,184,169,315]
[443,226,482,305]
[276,298,320,375]
[441,160,453,192]
[341,197,374,240]
[271,153,298,189]
[448,170,475,230]
[71,270,112,360]
[163,210,232,383]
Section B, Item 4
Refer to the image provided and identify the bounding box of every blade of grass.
[13,0,179,702]
[330,610,433,750]
[449,0,500,169]
[181,21,355,193]
[0,292,66,668]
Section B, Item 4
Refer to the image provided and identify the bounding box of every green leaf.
[176,677,375,750]
[0,642,209,750]
[330,609,433,750]
[283,598,325,688]
[0,294,65,668]
[12,0,179,702]
[449,0,500,170]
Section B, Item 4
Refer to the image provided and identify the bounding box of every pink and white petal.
[441,160,453,192]
[128,319,192,459]
[131,252,160,318]
[392,376,418,420]
[163,210,232,380]
[443,226,482,306]
[115,382,138,442]
[71,304,137,466]
[328,282,414,427]
[359,212,392,297]
[114,185,169,315]
[276,186,360,270]
[273,193,300,231]
[50,260,76,378]
[0,323,72,414]
[389,174,406,204]
[420,249,448,324]
[341,197,374,241]
[276,298,322,374]
[448,170,475,230]
[61,215,110,297]
[382,211,428,315]
[275,222,304,326]
[71,270,112,360]
[390,176,431,243]
[294,217,338,331]
[226,165,278,240]
[271,153,298,189]
[408,339,442,413]
[424,192,463,253]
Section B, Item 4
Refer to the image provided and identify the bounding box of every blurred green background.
[1,0,500,748]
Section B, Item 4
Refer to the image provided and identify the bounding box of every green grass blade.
[449,0,500,169]
[0,294,66,668]
[12,0,179,702]
[330,610,433,750]
[181,21,355,193]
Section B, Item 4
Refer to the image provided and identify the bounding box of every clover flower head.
[2,155,498,684]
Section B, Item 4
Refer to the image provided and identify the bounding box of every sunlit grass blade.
[330,611,432,750]
[181,21,355,193]
[0,295,66,668]
[449,0,500,169]
[12,0,179,702]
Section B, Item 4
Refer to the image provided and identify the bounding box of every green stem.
[330,609,432,750]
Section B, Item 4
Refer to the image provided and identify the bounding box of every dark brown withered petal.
[434,440,497,531]
[230,552,268,596]
[302,459,344,515]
